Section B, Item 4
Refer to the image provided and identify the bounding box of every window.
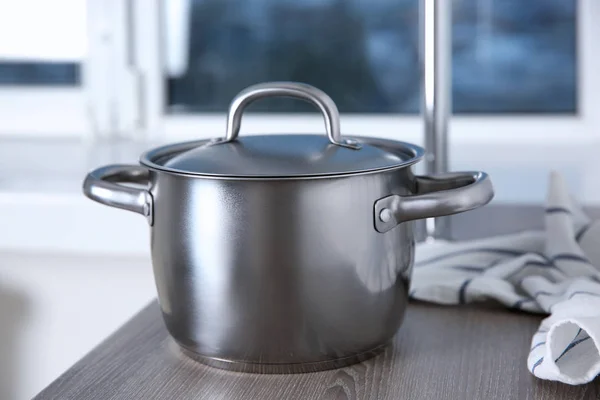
[0,0,594,148]
[163,0,576,115]
[0,0,84,86]
[127,0,593,148]
[0,0,87,136]
[452,0,576,114]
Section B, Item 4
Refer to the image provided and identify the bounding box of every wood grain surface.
[34,206,600,399]
[34,302,600,400]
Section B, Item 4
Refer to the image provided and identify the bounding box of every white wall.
[0,252,155,400]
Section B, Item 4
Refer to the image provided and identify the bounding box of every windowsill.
[2,136,600,256]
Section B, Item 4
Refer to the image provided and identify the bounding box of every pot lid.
[141,82,423,178]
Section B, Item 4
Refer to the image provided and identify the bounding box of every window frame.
[0,87,87,137]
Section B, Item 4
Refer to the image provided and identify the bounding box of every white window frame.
[0,87,87,137]
[130,0,599,151]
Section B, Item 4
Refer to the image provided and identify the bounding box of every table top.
[35,206,600,399]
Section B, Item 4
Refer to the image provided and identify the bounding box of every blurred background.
[0,0,595,398]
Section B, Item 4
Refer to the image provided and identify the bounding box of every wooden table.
[35,206,600,399]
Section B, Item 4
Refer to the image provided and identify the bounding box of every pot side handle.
[83,164,154,225]
[374,171,493,233]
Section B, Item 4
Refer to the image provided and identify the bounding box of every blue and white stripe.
[412,172,600,385]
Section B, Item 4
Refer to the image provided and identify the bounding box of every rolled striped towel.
[412,171,600,385]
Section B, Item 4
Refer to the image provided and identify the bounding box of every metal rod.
[421,0,452,240]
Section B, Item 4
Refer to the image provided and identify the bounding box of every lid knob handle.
[220,82,361,150]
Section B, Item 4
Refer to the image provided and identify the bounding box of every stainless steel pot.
[83,82,493,373]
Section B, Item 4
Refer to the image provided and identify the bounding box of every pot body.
[148,167,415,371]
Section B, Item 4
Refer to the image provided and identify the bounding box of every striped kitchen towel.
[411,171,600,385]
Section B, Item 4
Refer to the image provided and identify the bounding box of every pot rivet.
[379,208,392,223]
